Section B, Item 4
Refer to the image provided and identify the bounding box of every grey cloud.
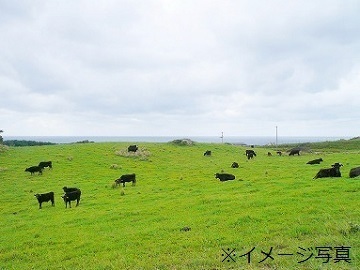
[1,0,359,136]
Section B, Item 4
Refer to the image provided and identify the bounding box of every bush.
[115,147,151,160]
[169,138,195,146]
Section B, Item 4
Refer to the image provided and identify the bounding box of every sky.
[0,0,359,137]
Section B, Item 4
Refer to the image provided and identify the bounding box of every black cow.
[25,166,43,175]
[276,151,282,156]
[245,150,256,160]
[204,150,211,156]
[63,186,80,193]
[115,173,136,187]
[128,145,138,152]
[267,152,272,156]
[349,166,360,178]
[61,189,81,208]
[215,173,235,182]
[289,149,300,156]
[34,192,55,209]
[313,163,343,179]
[307,158,323,165]
[231,162,239,168]
[38,161,52,169]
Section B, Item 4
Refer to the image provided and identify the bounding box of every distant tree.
[0,130,3,144]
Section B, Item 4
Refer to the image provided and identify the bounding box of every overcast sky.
[0,1,359,137]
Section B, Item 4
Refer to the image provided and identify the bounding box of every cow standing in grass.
[62,189,81,208]
[25,166,43,175]
[289,149,301,156]
[245,150,256,160]
[115,173,136,187]
[38,161,52,169]
[34,192,55,209]
[128,145,138,152]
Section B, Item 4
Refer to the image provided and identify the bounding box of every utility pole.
[220,132,224,143]
[275,126,278,147]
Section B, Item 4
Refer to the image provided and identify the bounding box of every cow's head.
[332,163,343,168]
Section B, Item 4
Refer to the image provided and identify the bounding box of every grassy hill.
[0,140,359,269]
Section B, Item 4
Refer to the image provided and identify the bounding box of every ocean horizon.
[3,135,352,146]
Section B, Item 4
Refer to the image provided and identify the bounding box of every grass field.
[0,139,359,269]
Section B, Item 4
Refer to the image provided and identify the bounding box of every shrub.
[169,138,195,146]
[115,147,151,160]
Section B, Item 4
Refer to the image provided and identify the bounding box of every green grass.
[0,140,359,269]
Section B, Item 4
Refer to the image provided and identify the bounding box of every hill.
[0,141,359,269]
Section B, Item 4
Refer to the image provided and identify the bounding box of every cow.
[38,161,52,169]
[231,162,239,168]
[245,149,256,160]
[307,158,323,165]
[203,150,211,156]
[115,173,136,187]
[128,145,138,152]
[25,166,43,175]
[267,152,272,156]
[215,173,235,182]
[63,186,80,193]
[289,149,300,156]
[276,151,282,156]
[61,189,81,208]
[180,226,191,232]
[313,163,343,179]
[349,166,360,178]
[34,192,55,209]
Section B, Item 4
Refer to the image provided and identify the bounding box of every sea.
[3,135,352,146]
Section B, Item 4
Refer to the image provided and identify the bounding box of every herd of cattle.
[34,186,81,209]
[28,145,359,209]
[207,148,360,182]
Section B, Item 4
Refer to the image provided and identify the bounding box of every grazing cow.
[289,149,300,156]
[349,166,360,178]
[180,226,191,232]
[203,150,211,156]
[307,158,323,165]
[34,192,55,209]
[267,152,272,156]
[245,149,256,160]
[63,186,80,193]
[215,173,235,182]
[276,151,282,156]
[61,189,81,208]
[313,163,343,179]
[115,173,136,187]
[128,145,138,152]
[38,161,52,169]
[231,162,239,168]
[25,166,43,175]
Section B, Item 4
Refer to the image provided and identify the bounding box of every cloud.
[0,0,359,137]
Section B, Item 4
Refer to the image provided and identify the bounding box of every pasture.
[0,140,359,269]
